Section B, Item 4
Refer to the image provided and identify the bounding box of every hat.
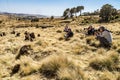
[99,26,105,31]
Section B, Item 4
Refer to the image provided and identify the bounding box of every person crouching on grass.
[64,24,69,32]
[95,26,112,48]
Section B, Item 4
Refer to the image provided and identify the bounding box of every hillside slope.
[0,15,120,80]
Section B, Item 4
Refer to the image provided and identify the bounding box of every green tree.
[70,7,77,17]
[73,7,77,16]
[76,6,81,13]
[63,8,70,18]
[50,16,54,20]
[77,6,84,16]
[70,8,74,17]
[100,4,117,22]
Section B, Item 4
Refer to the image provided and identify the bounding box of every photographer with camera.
[96,26,112,48]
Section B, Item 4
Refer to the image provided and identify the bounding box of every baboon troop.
[24,31,36,41]
[1,28,40,42]
[16,45,32,59]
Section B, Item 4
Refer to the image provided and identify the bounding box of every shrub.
[31,18,39,22]
[99,4,118,22]
[115,15,119,19]
[50,16,54,20]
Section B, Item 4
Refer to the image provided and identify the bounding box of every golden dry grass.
[0,15,120,80]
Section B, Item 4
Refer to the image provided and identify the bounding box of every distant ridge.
[0,12,47,18]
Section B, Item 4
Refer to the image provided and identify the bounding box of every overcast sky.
[0,0,120,16]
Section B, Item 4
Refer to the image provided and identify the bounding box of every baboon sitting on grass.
[30,32,35,41]
[11,30,16,34]
[2,32,6,36]
[10,64,20,76]
[24,31,30,41]
[16,45,32,59]
[15,32,20,37]
[0,32,6,37]
[37,34,40,37]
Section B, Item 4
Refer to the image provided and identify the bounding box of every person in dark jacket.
[64,24,69,32]
[87,25,95,35]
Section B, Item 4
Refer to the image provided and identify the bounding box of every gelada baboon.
[24,31,28,35]
[10,64,20,76]
[11,30,16,34]
[0,33,2,36]
[0,32,6,37]
[37,34,40,37]
[30,32,35,41]
[11,28,16,34]
[24,31,30,41]
[16,45,32,59]
[15,33,20,37]
[2,32,6,36]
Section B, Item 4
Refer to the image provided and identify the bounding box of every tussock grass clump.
[86,36,94,44]
[86,36,99,47]
[97,48,106,54]
[72,44,90,55]
[57,67,84,80]
[86,36,95,44]
[58,37,64,41]
[111,41,119,49]
[35,40,48,48]
[112,44,118,49]
[19,56,41,76]
[117,47,120,53]
[39,54,85,80]
[99,71,116,80]
[90,51,119,71]
[117,75,120,80]
[56,30,62,33]
[35,40,42,46]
